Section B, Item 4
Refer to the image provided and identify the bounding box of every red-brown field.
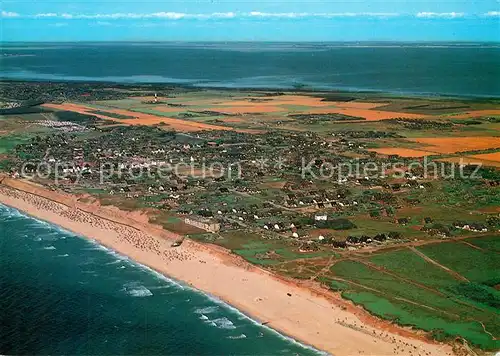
[471,151,500,163]
[307,107,425,120]
[437,152,500,168]
[369,148,435,157]
[449,110,500,119]
[42,103,249,132]
[217,105,285,114]
[409,137,500,154]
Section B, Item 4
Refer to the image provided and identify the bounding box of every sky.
[1,0,499,41]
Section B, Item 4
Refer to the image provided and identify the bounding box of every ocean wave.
[57,254,69,257]
[148,285,174,291]
[0,204,77,237]
[122,282,153,298]
[211,317,236,330]
[43,246,56,250]
[199,314,209,321]
[133,263,185,290]
[82,245,109,251]
[227,334,247,340]
[0,204,25,220]
[105,259,122,265]
[194,306,219,314]
[200,295,327,355]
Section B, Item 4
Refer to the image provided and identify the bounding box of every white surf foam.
[194,306,219,314]
[211,317,236,330]
[105,259,122,265]
[227,334,247,340]
[43,246,56,250]
[122,282,153,298]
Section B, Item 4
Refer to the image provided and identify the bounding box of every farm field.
[437,156,500,168]
[409,137,500,154]
[317,236,500,350]
[367,147,435,157]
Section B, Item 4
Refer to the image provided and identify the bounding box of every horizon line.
[2,40,500,43]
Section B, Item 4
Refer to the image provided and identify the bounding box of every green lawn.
[329,253,500,350]
[417,241,500,284]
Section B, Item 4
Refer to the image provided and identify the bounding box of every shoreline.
[0,177,454,356]
[0,202,322,355]
[1,77,499,101]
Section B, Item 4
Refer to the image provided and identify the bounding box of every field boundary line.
[408,246,469,282]
[330,277,461,318]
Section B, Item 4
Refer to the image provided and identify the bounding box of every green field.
[0,134,32,154]
[416,240,500,284]
[325,237,500,350]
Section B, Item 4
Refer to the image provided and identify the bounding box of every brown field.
[449,110,500,119]
[410,136,500,154]
[217,95,338,109]
[42,103,250,133]
[369,148,435,157]
[306,107,425,120]
[470,151,500,162]
[329,101,386,109]
[217,105,284,114]
[437,156,500,168]
[437,151,500,168]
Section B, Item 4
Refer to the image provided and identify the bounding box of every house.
[315,214,328,221]
[184,216,220,233]
[397,217,410,225]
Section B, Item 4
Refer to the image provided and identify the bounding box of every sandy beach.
[0,176,454,356]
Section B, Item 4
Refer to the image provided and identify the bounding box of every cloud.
[484,11,500,17]
[34,13,58,18]
[31,12,236,20]
[1,10,20,18]
[9,11,493,21]
[247,12,399,18]
[416,12,465,19]
[248,12,308,18]
[4,11,402,20]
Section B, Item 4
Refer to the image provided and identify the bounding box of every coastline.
[0,177,454,356]
[1,77,499,101]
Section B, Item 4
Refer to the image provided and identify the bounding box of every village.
[6,118,498,253]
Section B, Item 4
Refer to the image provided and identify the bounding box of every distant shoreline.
[1,78,499,101]
[0,176,453,356]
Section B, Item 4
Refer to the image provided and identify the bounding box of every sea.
[1,42,499,98]
[0,204,321,355]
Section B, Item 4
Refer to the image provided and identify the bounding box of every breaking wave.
[194,306,219,315]
[122,282,153,297]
